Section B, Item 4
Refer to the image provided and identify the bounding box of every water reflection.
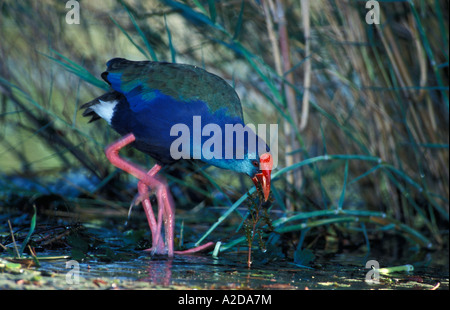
[141,253,302,289]
[143,255,218,287]
[36,246,448,290]
[145,257,173,286]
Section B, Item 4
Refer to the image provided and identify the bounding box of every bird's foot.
[174,242,215,255]
[143,243,168,256]
[144,242,215,256]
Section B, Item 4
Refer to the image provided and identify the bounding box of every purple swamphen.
[81,58,273,257]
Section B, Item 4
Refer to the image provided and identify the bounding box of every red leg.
[105,133,215,257]
[139,165,166,254]
[137,177,165,254]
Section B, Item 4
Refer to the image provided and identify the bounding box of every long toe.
[174,242,215,255]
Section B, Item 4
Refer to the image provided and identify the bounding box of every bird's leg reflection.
[145,258,172,286]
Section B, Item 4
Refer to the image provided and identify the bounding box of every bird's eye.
[252,160,259,168]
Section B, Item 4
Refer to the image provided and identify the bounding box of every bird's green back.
[104,58,244,120]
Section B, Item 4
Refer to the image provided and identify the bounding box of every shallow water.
[1,199,448,290]
[15,247,445,290]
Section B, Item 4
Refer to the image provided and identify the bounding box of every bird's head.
[206,150,273,202]
[222,128,274,202]
[249,152,273,202]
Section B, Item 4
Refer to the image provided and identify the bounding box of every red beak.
[252,153,273,201]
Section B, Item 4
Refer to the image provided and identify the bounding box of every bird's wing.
[101,58,244,120]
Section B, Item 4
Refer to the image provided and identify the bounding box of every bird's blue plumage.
[82,58,270,177]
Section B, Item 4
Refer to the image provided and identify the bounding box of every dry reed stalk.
[262,0,295,210]
[262,0,282,76]
[299,0,311,132]
[264,0,303,210]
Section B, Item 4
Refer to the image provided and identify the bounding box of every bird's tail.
[80,91,123,123]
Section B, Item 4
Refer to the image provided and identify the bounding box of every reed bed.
[0,0,448,257]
